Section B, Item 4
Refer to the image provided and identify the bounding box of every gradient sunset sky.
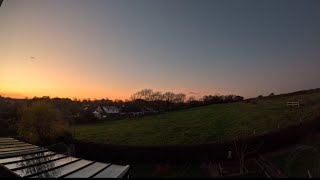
[1,0,320,100]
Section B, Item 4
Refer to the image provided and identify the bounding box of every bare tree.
[151,91,163,101]
[233,136,248,173]
[174,93,186,104]
[233,134,264,173]
[130,89,154,101]
[163,92,175,102]
[187,96,196,102]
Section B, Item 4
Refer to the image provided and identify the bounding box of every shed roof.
[0,138,130,178]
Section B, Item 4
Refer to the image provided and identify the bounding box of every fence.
[286,101,299,107]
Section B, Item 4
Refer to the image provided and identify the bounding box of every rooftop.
[0,138,130,178]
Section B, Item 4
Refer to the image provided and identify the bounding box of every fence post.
[307,169,312,178]
[300,117,302,124]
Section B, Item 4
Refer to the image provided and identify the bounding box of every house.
[93,106,120,119]
[77,105,97,123]
[119,105,158,118]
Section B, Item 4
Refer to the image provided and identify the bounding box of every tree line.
[0,89,244,142]
[129,89,244,111]
[0,89,245,122]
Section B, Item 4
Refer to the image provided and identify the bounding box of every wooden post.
[307,169,312,178]
[300,117,302,123]
[253,129,256,135]
[227,150,232,159]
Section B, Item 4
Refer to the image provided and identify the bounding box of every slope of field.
[75,91,320,145]
[267,132,320,177]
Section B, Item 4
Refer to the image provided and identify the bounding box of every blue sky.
[0,0,319,99]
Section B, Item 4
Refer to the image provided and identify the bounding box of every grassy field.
[267,132,320,177]
[75,91,320,145]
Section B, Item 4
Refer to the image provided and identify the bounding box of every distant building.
[93,106,120,119]
[119,105,158,117]
[77,105,97,123]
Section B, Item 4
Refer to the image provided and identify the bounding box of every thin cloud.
[188,92,198,95]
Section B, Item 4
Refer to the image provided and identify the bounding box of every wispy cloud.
[188,92,198,95]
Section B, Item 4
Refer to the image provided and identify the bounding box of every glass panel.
[0,143,33,149]
[0,146,39,153]
[0,151,54,164]
[0,149,42,159]
[31,160,92,178]
[0,142,27,146]
[64,162,109,178]
[5,154,66,170]
[0,147,44,158]
[93,165,130,178]
[14,156,79,177]
[0,140,19,143]
[0,138,14,140]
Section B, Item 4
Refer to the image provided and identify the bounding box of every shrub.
[17,101,71,145]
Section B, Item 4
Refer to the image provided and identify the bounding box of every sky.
[1,0,320,100]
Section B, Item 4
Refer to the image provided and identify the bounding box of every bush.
[17,101,71,145]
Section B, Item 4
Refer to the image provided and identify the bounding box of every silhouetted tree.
[17,101,71,145]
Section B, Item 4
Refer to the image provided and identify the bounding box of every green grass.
[75,92,320,145]
[268,133,320,177]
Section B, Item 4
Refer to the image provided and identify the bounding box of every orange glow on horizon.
[0,92,130,101]
[0,87,132,101]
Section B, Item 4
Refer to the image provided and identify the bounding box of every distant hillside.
[248,88,320,100]
[75,88,320,145]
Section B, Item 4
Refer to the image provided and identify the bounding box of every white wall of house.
[92,106,119,119]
